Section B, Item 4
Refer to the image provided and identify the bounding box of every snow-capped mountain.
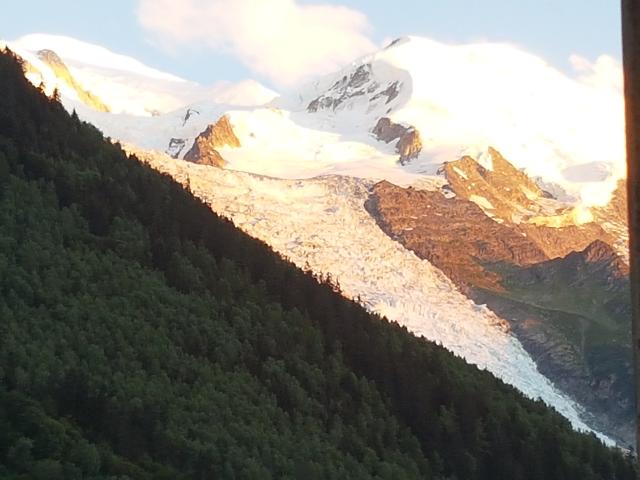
[20,35,622,209]
[5,34,278,116]
[6,33,630,445]
[291,36,624,208]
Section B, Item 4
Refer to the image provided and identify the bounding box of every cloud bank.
[137,0,376,87]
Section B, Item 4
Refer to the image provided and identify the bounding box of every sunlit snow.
[7,34,624,208]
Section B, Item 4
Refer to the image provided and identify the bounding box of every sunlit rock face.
[35,49,109,112]
[372,117,422,165]
[440,148,617,260]
[366,161,632,446]
[365,180,547,291]
[184,115,241,168]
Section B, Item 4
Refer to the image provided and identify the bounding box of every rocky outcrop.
[594,180,629,261]
[166,138,187,159]
[307,63,403,113]
[518,223,617,260]
[442,148,616,259]
[366,178,633,445]
[308,64,372,112]
[37,49,110,112]
[372,117,422,165]
[442,147,544,219]
[372,117,407,143]
[184,115,240,168]
[474,240,632,444]
[366,180,547,291]
[182,108,200,127]
[370,81,401,104]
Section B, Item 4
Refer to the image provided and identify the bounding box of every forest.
[0,48,635,479]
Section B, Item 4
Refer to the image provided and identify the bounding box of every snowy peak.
[291,35,624,206]
[14,33,184,82]
[5,33,624,211]
[306,63,403,114]
[6,34,278,116]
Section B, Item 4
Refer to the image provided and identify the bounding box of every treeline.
[0,48,635,479]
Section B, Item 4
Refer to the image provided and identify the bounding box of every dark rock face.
[167,138,186,159]
[372,117,422,165]
[308,64,373,113]
[184,115,240,168]
[372,117,408,143]
[370,81,401,104]
[182,108,200,127]
[307,63,403,113]
[570,239,629,279]
[366,174,633,445]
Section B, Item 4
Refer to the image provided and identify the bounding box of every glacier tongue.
[133,148,609,443]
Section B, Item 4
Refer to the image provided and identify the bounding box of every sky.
[0,0,622,90]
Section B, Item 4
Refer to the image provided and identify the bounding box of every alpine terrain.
[1,31,632,451]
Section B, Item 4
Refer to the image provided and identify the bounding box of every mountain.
[29,35,622,204]
[365,146,632,442]
[3,34,631,445]
[289,36,624,205]
[2,47,636,480]
[475,240,632,442]
[4,34,278,116]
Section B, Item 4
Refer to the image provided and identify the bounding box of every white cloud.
[136,0,376,87]
[570,53,623,93]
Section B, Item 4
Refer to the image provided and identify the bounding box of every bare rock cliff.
[372,117,422,165]
[184,115,240,168]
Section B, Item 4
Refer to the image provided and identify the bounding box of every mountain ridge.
[7,33,625,210]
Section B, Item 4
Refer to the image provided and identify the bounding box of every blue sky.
[1,0,621,88]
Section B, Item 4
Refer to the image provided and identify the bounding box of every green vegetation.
[488,261,629,332]
[0,48,635,479]
[484,258,632,420]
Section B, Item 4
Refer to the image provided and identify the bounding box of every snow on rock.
[452,166,468,180]
[291,36,624,207]
[13,33,184,81]
[469,194,495,211]
[14,34,623,211]
[133,147,610,443]
[7,34,278,116]
[74,101,426,185]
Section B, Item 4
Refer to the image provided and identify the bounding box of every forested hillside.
[0,48,635,479]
